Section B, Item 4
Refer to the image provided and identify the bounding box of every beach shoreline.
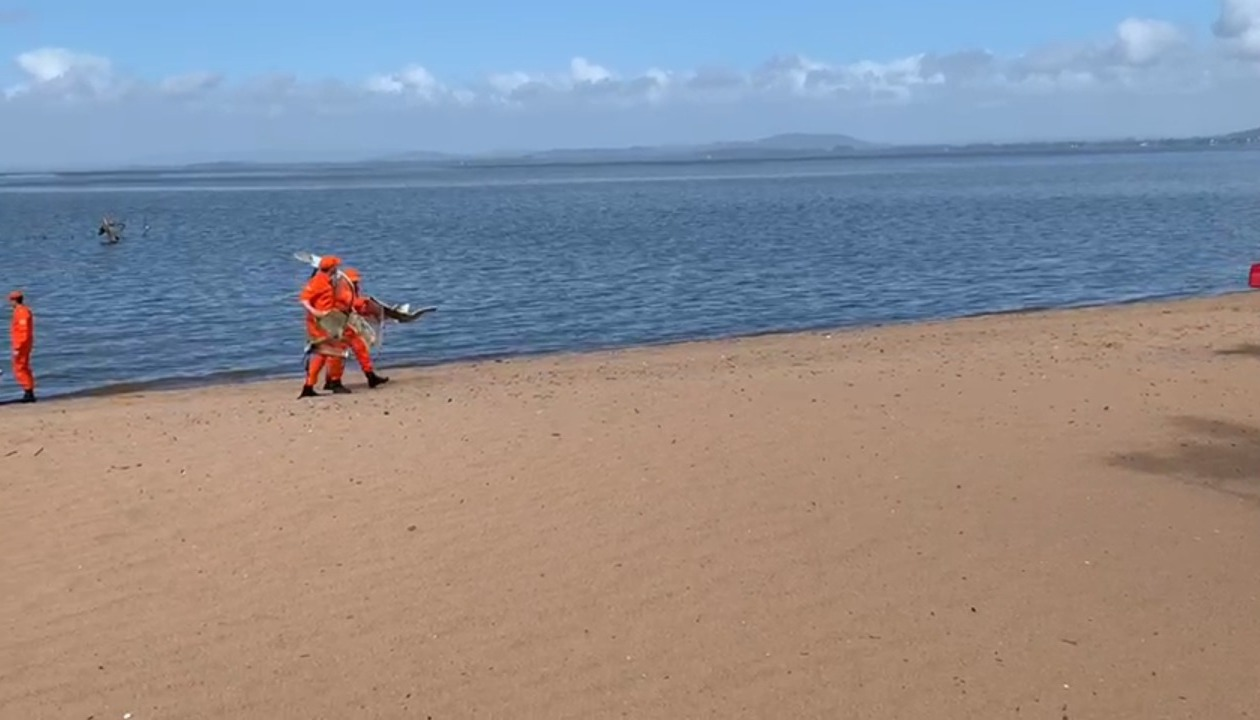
[3,291,1260,718]
[10,287,1247,406]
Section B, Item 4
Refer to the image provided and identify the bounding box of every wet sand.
[3,294,1260,719]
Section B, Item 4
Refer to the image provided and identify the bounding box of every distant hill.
[699,132,880,153]
[372,133,878,165]
[4,125,1259,176]
[1215,126,1260,142]
[370,150,464,163]
[382,126,1260,168]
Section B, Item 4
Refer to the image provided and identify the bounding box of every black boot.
[323,380,352,394]
[298,384,320,399]
[20,389,35,403]
[366,371,390,388]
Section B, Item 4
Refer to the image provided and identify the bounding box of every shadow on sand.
[1109,416,1260,505]
[1215,343,1260,359]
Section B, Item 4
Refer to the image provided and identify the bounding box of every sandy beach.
[4,293,1260,719]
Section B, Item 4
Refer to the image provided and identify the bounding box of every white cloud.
[1113,18,1188,65]
[346,16,1204,109]
[474,57,631,106]
[2,11,1259,167]
[1215,0,1260,59]
[6,47,116,100]
[569,57,612,84]
[365,64,442,98]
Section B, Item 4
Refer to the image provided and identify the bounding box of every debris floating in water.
[98,215,125,244]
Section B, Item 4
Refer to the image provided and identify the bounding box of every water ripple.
[1,150,1258,398]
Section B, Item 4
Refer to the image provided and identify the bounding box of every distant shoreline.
[2,129,1256,178]
[407,142,1253,173]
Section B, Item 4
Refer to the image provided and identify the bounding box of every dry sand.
[4,294,1260,719]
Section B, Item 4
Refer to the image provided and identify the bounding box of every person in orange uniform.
[322,267,390,392]
[298,256,348,398]
[9,290,36,403]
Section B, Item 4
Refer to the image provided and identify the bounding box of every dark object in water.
[98,217,125,244]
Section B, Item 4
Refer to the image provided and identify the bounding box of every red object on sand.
[1251,264,1260,289]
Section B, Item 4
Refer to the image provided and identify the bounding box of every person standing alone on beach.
[9,290,35,403]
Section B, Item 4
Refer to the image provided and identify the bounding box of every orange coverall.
[325,271,377,384]
[299,270,343,388]
[10,302,34,392]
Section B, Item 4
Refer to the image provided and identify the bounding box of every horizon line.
[0,124,1254,176]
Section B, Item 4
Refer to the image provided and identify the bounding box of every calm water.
[1,150,1258,399]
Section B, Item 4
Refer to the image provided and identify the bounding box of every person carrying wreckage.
[321,266,390,393]
[298,255,351,398]
[296,251,434,399]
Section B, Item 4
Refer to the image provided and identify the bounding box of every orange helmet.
[318,255,341,271]
[342,268,361,283]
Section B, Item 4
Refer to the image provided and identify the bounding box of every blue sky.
[1,0,1217,82]
[0,1,1255,168]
